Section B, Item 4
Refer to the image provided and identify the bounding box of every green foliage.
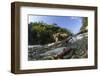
[80,17,88,31]
[28,22,72,45]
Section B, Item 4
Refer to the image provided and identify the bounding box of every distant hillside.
[80,17,88,32]
[28,22,72,45]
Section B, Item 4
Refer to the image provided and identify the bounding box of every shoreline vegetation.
[28,17,88,61]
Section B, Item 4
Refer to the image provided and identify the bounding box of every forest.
[28,22,72,45]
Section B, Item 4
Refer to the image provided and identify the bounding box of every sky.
[28,15,83,34]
